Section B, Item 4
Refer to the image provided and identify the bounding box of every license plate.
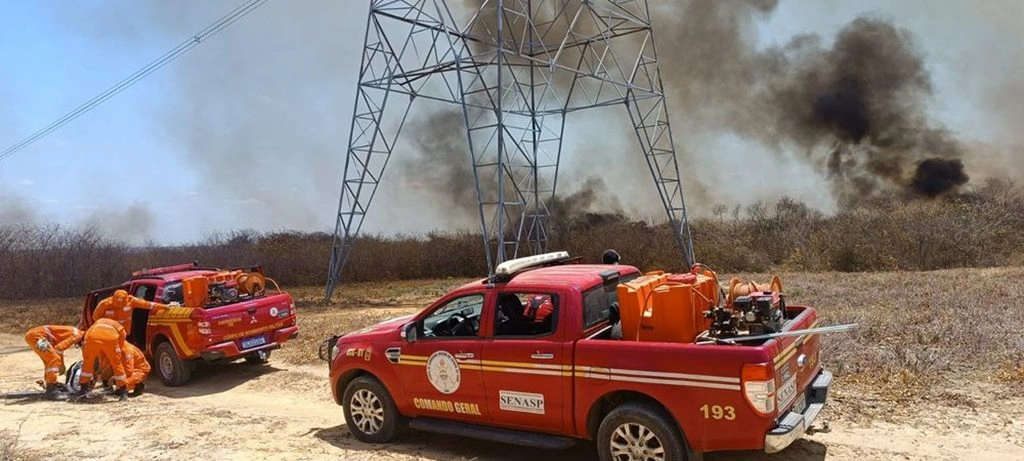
[241,336,267,349]
[792,392,807,414]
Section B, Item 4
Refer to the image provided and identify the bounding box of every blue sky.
[1,1,1021,245]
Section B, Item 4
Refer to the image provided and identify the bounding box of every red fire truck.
[77,262,299,386]
[319,252,834,460]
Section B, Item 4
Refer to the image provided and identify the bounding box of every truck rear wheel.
[342,376,403,443]
[155,342,191,387]
[597,402,686,461]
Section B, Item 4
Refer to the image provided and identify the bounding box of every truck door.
[127,282,159,349]
[80,284,123,330]
[397,293,490,423]
[480,291,567,433]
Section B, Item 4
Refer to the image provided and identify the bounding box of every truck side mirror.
[401,322,418,343]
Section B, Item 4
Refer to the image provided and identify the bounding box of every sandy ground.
[2,333,1023,461]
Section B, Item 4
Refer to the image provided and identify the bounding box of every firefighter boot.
[114,387,128,402]
[69,383,93,401]
[129,382,146,397]
[43,383,69,401]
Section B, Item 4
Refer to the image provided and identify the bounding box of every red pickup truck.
[319,252,833,460]
[77,262,299,386]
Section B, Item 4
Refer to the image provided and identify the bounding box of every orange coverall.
[96,342,150,392]
[92,289,170,336]
[24,325,84,385]
[79,318,128,389]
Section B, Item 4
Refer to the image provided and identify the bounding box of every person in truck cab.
[76,318,130,401]
[93,289,172,336]
[23,324,84,400]
[523,294,555,333]
[602,249,621,264]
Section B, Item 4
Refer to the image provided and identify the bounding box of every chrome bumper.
[764,370,832,454]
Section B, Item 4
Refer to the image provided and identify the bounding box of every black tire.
[244,349,272,364]
[597,402,687,461]
[154,341,191,387]
[342,376,403,443]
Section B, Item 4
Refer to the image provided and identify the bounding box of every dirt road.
[2,333,1022,461]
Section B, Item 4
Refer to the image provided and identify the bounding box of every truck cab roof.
[495,264,640,290]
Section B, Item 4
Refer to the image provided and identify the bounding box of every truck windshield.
[582,272,639,329]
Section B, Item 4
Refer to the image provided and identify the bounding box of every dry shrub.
[2,178,1023,300]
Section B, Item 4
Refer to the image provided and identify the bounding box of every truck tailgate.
[199,292,297,354]
[772,307,821,414]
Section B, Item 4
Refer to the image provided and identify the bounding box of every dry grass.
[0,297,82,336]
[0,418,40,461]
[287,278,475,309]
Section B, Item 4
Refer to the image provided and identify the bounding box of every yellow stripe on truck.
[167,324,194,357]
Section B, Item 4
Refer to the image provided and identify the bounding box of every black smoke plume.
[656,2,972,204]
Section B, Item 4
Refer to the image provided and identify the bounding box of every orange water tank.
[616,271,668,341]
[182,276,210,307]
[639,284,698,343]
[635,272,719,343]
[689,268,721,307]
[689,274,716,334]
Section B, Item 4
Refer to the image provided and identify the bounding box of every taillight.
[742,363,776,416]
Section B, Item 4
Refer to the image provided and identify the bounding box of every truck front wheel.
[597,402,687,461]
[155,342,191,387]
[342,376,403,443]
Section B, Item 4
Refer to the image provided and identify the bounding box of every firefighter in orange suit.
[96,341,151,397]
[77,318,130,400]
[24,325,84,399]
[92,289,171,336]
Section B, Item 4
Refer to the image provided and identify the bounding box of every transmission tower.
[325,0,694,299]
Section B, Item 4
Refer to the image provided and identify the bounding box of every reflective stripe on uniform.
[79,371,93,377]
[112,375,126,381]
[45,367,60,372]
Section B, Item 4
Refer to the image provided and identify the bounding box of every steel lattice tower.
[325,0,694,299]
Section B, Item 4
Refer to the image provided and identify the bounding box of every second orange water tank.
[636,272,717,343]
[616,271,668,341]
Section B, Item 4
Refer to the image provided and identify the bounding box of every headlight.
[330,344,340,361]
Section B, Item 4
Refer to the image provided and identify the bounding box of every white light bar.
[494,251,570,276]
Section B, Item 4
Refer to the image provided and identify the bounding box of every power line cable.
[0,0,271,163]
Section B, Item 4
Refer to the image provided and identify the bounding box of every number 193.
[699,404,736,420]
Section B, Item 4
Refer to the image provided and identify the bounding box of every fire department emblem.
[426,350,461,395]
